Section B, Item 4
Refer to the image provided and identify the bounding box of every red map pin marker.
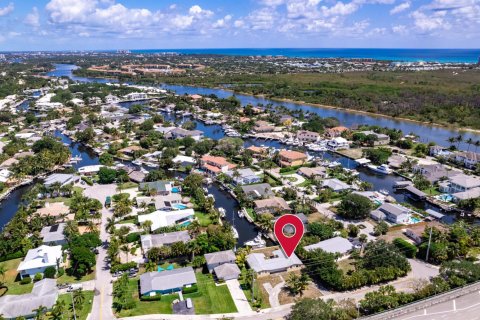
[274,214,304,257]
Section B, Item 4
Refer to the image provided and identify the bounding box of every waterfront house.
[327,137,350,150]
[140,231,191,252]
[455,151,480,169]
[296,130,320,143]
[118,145,143,157]
[322,178,351,192]
[88,97,102,105]
[430,146,453,158]
[240,183,274,199]
[325,126,349,138]
[254,197,291,215]
[78,165,104,175]
[40,223,67,246]
[136,193,183,210]
[17,245,62,279]
[0,168,12,183]
[370,202,411,224]
[140,267,197,296]
[246,249,302,276]
[128,170,146,183]
[200,155,237,175]
[443,174,480,194]
[253,120,275,133]
[0,279,58,319]
[44,173,79,188]
[246,146,268,158]
[139,180,176,195]
[278,150,308,167]
[137,209,195,231]
[298,166,328,180]
[168,128,204,141]
[412,164,458,183]
[125,92,148,101]
[226,168,261,185]
[304,236,354,258]
[105,94,120,104]
[359,131,390,145]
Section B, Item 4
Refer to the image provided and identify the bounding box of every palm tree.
[187,220,201,237]
[73,290,85,310]
[33,305,47,320]
[141,220,153,234]
[447,137,456,148]
[51,300,66,320]
[475,140,480,152]
[456,134,464,149]
[187,241,202,261]
[466,138,474,151]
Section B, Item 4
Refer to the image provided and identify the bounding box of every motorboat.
[237,210,245,218]
[218,207,226,217]
[244,233,266,249]
[232,227,239,239]
[368,164,393,175]
[379,189,389,195]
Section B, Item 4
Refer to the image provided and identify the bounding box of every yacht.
[368,164,393,175]
[244,233,266,249]
[379,189,389,195]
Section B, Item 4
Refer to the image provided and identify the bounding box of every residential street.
[84,184,118,320]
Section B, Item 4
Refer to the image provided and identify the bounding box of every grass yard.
[57,266,96,284]
[239,269,270,309]
[0,258,33,295]
[421,186,441,196]
[118,182,138,190]
[195,211,214,227]
[185,272,237,314]
[55,290,94,320]
[45,196,73,206]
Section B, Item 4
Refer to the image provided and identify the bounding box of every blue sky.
[0,0,479,50]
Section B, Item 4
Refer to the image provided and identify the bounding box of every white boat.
[244,233,266,249]
[237,210,245,218]
[368,164,393,175]
[328,161,342,168]
[202,187,209,194]
[143,162,157,168]
[232,227,239,239]
[132,159,143,166]
[218,207,226,218]
[379,189,389,195]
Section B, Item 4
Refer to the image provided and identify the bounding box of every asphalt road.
[395,290,480,320]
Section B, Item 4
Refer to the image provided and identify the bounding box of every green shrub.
[21,277,32,284]
[182,284,198,294]
[81,176,94,186]
[110,261,137,273]
[393,238,418,258]
[0,251,24,262]
[140,294,162,301]
[57,267,65,277]
[44,266,56,279]
[126,232,140,243]
[34,273,43,282]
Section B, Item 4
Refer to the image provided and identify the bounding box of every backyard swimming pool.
[436,194,453,202]
[173,203,188,210]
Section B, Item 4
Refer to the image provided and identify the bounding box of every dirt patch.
[306,211,325,223]
[279,281,323,304]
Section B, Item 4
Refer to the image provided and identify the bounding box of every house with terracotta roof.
[200,155,237,175]
[296,130,320,143]
[246,146,268,158]
[325,126,349,138]
[278,150,308,167]
[253,120,275,133]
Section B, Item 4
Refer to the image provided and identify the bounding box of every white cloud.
[189,5,213,17]
[25,7,41,28]
[392,24,408,34]
[213,15,232,28]
[390,1,411,14]
[410,10,449,31]
[0,2,14,16]
[261,0,285,6]
[322,2,359,17]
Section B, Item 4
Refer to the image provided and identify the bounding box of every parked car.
[67,283,83,292]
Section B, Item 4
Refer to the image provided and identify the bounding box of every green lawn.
[55,290,94,320]
[57,266,96,284]
[45,196,73,206]
[245,208,257,221]
[185,272,237,314]
[195,211,214,227]
[118,182,139,190]
[421,186,441,196]
[0,258,33,295]
[298,179,313,187]
[238,269,270,309]
[116,272,236,317]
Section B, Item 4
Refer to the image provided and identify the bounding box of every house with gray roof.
[226,168,261,185]
[205,250,236,273]
[359,131,390,145]
[213,263,241,281]
[137,193,183,210]
[139,180,176,195]
[254,197,291,215]
[304,236,353,257]
[44,173,79,188]
[140,231,191,252]
[0,278,58,319]
[40,223,67,246]
[240,183,274,199]
[168,128,204,141]
[246,249,302,276]
[370,202,411,224]
[322,178,352,192]
[140,267,197,296]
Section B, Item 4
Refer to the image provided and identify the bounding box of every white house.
[137,209,195,231]
[304,236,354,258]
[105,94,120,104]
[327,137,349,150]
[17,245,62,279]
[125,92,148,101]
[370,202,411,224]
[455,151,480,169]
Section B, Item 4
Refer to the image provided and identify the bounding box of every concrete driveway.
[226,279,252,313]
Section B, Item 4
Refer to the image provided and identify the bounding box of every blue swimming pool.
[172,187,180,193]
[173,203,188,210]
[436,194,453,202]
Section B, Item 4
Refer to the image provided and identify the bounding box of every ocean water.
[130,48,480,63]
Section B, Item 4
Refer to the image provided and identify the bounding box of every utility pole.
[425,227,433,262]
[71,291,77,320]
[251,270,256,304]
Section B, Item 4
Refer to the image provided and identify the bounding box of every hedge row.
[182,284,198,294]
[111,261,137,273]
